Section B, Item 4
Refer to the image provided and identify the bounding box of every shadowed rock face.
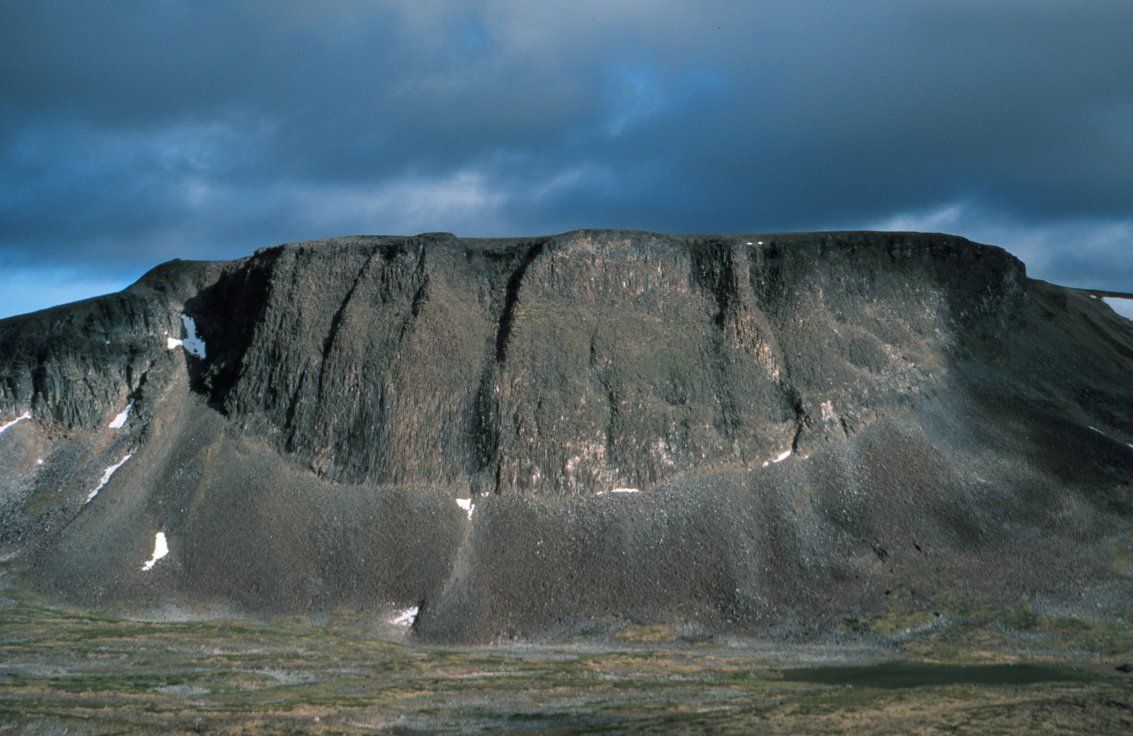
[1,230,1130,642]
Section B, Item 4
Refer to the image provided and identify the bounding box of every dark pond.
[780,662,1098,689]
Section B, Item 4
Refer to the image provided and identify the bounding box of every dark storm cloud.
[2,0,1132,317]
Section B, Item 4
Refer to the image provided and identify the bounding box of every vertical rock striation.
[2,230,1129,641]
[63,230,1018,498]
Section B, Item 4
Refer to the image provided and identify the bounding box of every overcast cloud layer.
[2,1,1132,319]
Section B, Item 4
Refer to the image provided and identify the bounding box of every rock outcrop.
[1,230,1130,641]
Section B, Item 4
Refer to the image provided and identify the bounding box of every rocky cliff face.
[1,230,1130,642]
[10,230,1022,494]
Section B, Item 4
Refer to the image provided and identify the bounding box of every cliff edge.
[1,230,1130,641]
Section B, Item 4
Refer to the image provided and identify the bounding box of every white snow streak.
[166,336,182,350]
[456,498,474,519]
[0,411,31,434]
[762,449,793,467]
[142,532,169,571]
[85,454,132,503]
[180,315,206,358]
[390,606,418,626]
[597,487,641,495]
[1087,425,1133,450]
[108,403,132,429]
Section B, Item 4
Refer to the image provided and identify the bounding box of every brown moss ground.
[2,586,1130,735]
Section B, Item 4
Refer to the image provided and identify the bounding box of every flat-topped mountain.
[1,230,1131,642]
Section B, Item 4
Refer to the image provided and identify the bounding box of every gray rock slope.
[1,230,1130,641]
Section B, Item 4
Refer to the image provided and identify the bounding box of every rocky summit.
[1,230,1131,642]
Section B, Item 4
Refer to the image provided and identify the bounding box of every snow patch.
[0,411,31,434]
[772,449,792,463]
[456,497,474,519]
[1103,297,1133,321]
[390,606,418,626]
[597,487,641,495]
[36,458,44,466]
[180,315,206,358]
[166,336,182,350]
[1089,426,1104,434]
[108,402,132,429]
[85,453,132,503]
[142,532,169,571]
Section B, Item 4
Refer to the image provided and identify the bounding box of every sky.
[2,0,1132,319]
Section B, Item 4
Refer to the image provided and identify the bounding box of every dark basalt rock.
[0,230,1130,642]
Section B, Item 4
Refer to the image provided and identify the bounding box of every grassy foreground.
[1,589,1132,734]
